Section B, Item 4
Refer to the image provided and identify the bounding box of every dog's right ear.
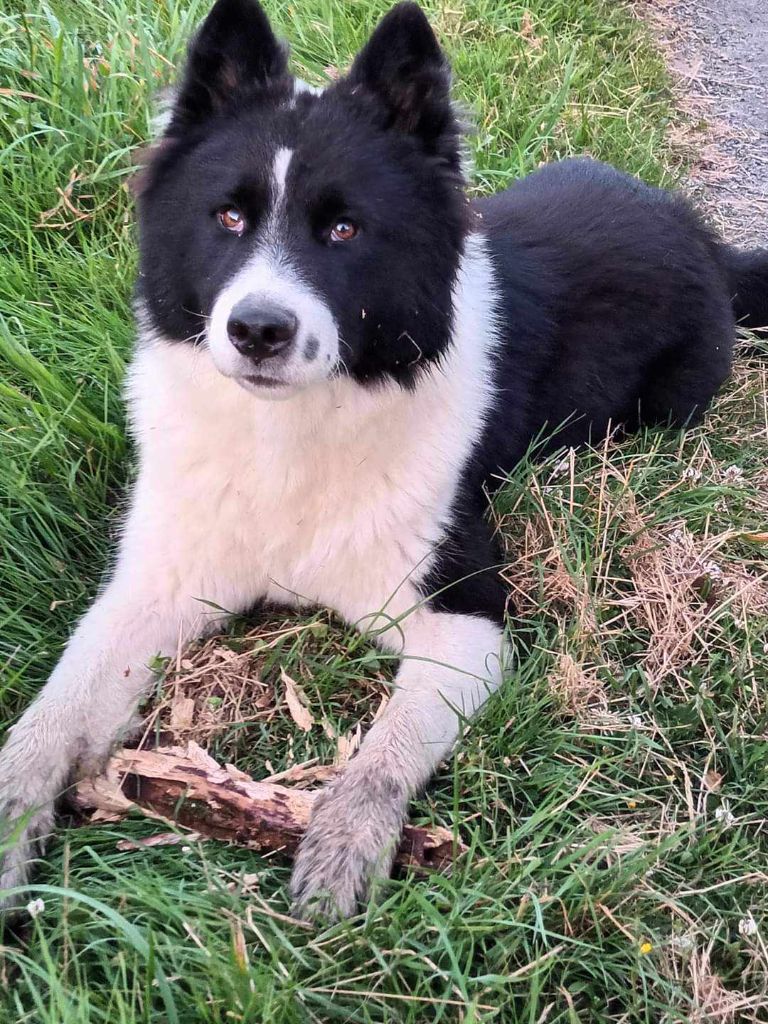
[346,3,452,142]
[167,0,289,133]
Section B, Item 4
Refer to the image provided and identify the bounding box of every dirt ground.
[645,0,768,244]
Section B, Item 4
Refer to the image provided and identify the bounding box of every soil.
[645,0,768,244]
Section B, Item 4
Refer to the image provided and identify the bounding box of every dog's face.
[136,0,468,397]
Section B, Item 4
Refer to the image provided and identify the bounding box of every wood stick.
[70,742,463,871]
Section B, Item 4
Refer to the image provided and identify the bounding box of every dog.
[1,0,766,922]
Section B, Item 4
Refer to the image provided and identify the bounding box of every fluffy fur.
[1,0,766,921]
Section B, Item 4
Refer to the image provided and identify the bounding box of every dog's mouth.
[241,374,289,388]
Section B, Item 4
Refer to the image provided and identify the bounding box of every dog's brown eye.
[330,220,358,243]
[218,206,245,235]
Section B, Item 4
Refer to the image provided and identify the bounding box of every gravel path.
[647,0,768,245]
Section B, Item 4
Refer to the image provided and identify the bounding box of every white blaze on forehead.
[205,147,344,396]
[293,78,323,98]
[272,148,294,203]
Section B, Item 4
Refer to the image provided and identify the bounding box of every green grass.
[1,0,767,1020]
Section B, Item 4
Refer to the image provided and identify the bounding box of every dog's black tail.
[728,248,768,331]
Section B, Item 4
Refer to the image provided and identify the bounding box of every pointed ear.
[169,0,289,133]
[347,2,453,141]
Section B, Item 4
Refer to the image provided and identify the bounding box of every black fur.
[346,2,459,160]
[424,158,763,621]
[137,1,467,386]
[729,248,768,331]
[137,0,768,625]
[169,0,291,134]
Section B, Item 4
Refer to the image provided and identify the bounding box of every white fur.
[0,235,506,916]
[133,233,499,633]
[151,79,321,138]
[293,79,323,99]
[205,144,339,395]
[205,251,340,394]
[362,612,507,783]
[272,147,293,203]
[289,608,506,917]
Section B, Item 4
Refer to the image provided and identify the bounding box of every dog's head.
[136,0,469,397]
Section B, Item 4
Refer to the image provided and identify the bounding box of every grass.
[0,0,767,1020]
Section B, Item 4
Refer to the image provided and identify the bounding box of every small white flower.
[701,560,723,581]
[739,913,758,937]
[26,898,45,919]
[722,464,744,486]
[715,801,736,827]
[682,467,702,483]
[182,845,192,854]
[551,451,574,476]
[671,932,695,953]
[628,713,643,728]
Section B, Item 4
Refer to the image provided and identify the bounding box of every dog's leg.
[290,610,506,919]
[0,483,256,911]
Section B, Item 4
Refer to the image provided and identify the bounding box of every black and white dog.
[1,0,766,920]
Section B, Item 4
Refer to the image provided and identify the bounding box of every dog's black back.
[480,158,734,466]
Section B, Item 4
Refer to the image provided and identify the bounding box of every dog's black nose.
[226,300,298,361]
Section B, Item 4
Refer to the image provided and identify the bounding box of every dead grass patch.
[661,939,768,1022]
[617,514,768,689]
[500,419,768,711]
[549,652,608,720]
[135,609,390,773]
[141,620,288,748]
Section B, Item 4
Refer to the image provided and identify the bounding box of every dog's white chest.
[125,343,471,631]
[124,241,497,634]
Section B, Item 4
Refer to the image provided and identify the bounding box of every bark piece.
[71,742,463,871]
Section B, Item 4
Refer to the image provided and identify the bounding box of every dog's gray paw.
[0,803,54,916]
[0,715,121,918]
[290,770,408,922]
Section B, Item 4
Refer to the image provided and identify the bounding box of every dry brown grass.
[661,938,768,1022]
[134,609,391,778]
[617,513,768,690]
[499,410,768,718]
[140,618,293,749]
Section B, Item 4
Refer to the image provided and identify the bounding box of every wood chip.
[335,723,361,765]
[280,668,314,732]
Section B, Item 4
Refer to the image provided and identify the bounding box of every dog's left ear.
[347,2,453,143]
[168,0,289,133]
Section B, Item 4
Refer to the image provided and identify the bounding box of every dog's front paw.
[290,770,408,922]
[0,725,72,917]
[0,802,55,915]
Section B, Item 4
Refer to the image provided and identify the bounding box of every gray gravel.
[653,0,768,245]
